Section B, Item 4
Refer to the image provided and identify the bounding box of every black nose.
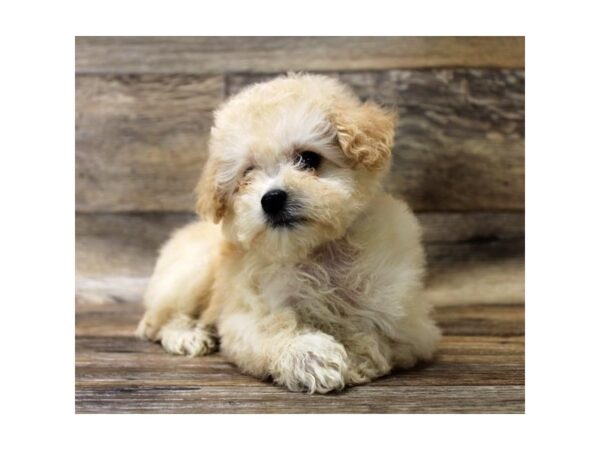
[261,189,288,216]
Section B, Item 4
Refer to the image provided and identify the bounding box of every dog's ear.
[331,101,396,171]
[195,156,226,223]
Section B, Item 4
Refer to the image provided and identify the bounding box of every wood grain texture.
[76,74,224,212]
[76,335,524,387]
[76,36,525,75]
[76,69,524,212]
[420,211,523,243]
[75,302,524,413]
[424,256,524,306]
[75,212,524,305]
[76,385,524,413]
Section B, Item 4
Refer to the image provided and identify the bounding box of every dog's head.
[196,74,395,260]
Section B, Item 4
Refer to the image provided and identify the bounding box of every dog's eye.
[295,151,321,171]
[243,166,255,177]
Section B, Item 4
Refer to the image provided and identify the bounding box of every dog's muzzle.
[261,189,304,228]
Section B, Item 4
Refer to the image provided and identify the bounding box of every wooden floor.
[75,302,524,413]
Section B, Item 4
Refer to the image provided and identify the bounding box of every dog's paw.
[273,332,348,394]
[135,315,160,342]
[159,316,217,357]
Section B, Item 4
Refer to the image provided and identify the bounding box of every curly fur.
[136,73,441,394]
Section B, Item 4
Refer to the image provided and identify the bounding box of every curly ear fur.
[332,102,396,171]
[195,157,226,223]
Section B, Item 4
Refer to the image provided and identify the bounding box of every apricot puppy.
[136,73,441,393]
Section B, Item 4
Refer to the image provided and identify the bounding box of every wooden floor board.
[75,303,524,413]
[76,385,524,414]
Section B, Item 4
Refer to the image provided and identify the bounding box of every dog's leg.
[219,309,349,394]
[136,222,221,352]
[341,332,394,385]
[390,317,441,369]
[154,313,217,356]
[339,316,441,384]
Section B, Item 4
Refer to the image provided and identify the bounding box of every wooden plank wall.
[76,37,524,213]
[75,37,525,305]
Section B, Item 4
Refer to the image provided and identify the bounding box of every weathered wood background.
[75,36,525,413]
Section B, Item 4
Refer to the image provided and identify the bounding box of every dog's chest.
[259,240,374,323]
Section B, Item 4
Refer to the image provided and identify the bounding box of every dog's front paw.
[159,315,217,357]
[272,332,348,394]
[136,313,161,341]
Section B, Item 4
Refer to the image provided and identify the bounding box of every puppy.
[136,73,441,393]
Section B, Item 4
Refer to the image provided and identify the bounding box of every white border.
[3,0,600,448]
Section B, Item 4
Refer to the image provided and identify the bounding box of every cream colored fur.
[136,73,441,393]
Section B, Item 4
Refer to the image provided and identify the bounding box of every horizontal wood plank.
[76,74,224,212]
[75,212,524,305]
[420,212,523,243]
[424,255,524,306]
[76,36,525,75]
[76,385,524,413]
[76,69,524,212]
[435,304,524,336]
[75,302,524,413]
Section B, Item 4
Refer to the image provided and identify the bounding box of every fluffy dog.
[136,73,441,393]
